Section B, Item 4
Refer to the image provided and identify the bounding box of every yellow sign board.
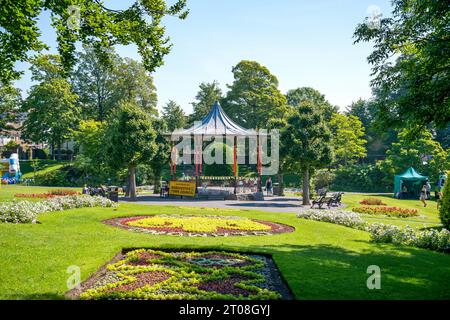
[169,181,196,197]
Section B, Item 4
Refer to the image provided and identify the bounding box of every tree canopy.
[162,100,186,132]
[281,100,334,205]
[222,60,287,129]
[0,0,189,84]
[354,0,450,129]
[190,81,222,123]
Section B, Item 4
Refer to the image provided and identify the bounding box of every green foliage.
[0,0,189,84]
[439,178,450,229]
[382,128,449,183]
[313,170,336,191]
[346,99,397,162]
[105,101,157,199]
[331,163,390,193]
[72,46,121,121]
[203,142,234,177]
[281,99,334,204]
[149,118,170,192]
[22,77,80,159]
[222,60,287,129]
[190,81,222,123]
[0,83,21,134]
[354,0,450,129]
[114,58,158,115]
[161,100,186,132]
[286,87,337,121]
[330,113,367,166]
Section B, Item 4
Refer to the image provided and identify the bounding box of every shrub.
[367,224,450,251]
[439,178,450,229]
[352,206,418,217]
[297,210,367,229]
[330,163,390,192]
[359,198,387,206]
[0,195,117,224]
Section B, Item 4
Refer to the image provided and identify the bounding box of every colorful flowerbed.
[71,249,292,300]
[15,189,79,199]
[104,215,294,236]
[359,198,387,206]
[352,206,418,217]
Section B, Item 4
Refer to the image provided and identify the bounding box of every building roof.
[171,102,257,137]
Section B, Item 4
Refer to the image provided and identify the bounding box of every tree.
[286,87,337,121]
[0,83,21,134]
[189,81,222,123]
[114,58,158,115]
[22,79,80,160]
[347,98,398,162]
[354,0,450,129]
[105,102,156,200]
[72,46,121,121]
[222,60,287,129]
[72,120,110,185]
[162,100,186,132]
[149,118,170,194]
[0,0,188,84]
[281,101,334,205]
[329,113,367,166]
[382,128,449,183]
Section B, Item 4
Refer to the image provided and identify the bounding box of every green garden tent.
[394,167,428,199]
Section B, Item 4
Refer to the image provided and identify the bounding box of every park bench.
[327,192,343,207]
[311,192,343,209]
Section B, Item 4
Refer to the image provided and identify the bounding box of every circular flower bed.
[104,214,294,237]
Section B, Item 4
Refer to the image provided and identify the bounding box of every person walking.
[420,184,427,207]
[425,179,431,200]
[265,177,273,196]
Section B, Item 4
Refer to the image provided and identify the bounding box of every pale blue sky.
[13,0,392,113]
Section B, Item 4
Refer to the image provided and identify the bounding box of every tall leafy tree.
[382,128,449,183]
[286,87,337,121]
[281,101,333,205]
[346,98,397,161]
[222,60,287,129]
[0,83,21,134]
[72,46,121,121]
[329,113,367,166]
[105,102,156,200]
[115,58,158,115]
[149,118,170,193]
[162,100,186,132]
[189,81,222,123]
[354,0,450,129]
[0,0,189,84]
[22,78,80,160]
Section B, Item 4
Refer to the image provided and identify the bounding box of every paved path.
[121,194,343,214]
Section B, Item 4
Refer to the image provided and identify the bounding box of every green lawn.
[0,185,79,202]
[0,186,449,300]
[342,193,441,228]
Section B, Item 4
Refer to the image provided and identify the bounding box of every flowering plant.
[0,195,117,224]
[352,206,418,217]
[359,198,387,206]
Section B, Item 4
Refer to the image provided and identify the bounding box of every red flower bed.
[359,198,387,206]
[352,206,419,217]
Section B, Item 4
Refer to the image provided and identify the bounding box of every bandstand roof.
[171,102,256,137]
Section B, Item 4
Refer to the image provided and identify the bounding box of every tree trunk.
[128,166,137,201]
[277,173,285,196]
[302,164,311,205]
[57,142,62,161]
[153,166,162,194]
